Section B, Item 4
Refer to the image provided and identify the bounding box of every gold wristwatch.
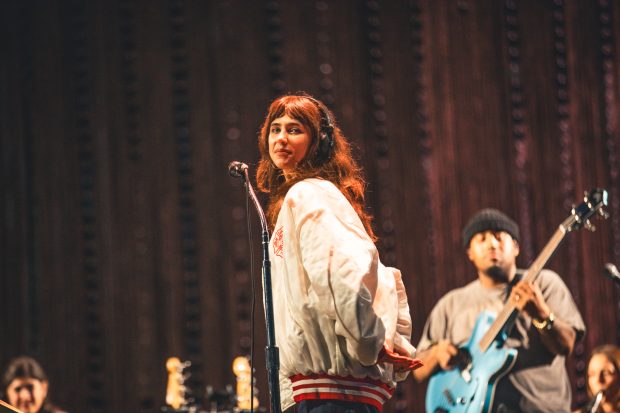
[532,312,555,331]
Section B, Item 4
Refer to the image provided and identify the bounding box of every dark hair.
[256,94,376,241]
[1,356,59,413]
[1,356,48,393]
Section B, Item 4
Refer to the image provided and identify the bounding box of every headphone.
[303,95,335,162]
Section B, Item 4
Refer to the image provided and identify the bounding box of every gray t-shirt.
[418,269,585,413]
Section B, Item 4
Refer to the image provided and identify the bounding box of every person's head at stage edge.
[462,208,521,285]
[1,356,53,413]
[256,92,375,241]
[587,345,620,412]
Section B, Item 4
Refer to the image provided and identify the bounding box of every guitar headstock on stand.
[162,355,266,413]
[203,355,266,413]
[232,356,261,412]
[163,357,196,413]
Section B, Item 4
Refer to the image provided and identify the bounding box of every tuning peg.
[599,208,610,219]
[584,220,596,232]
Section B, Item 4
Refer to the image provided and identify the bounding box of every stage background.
[2,0,619,411]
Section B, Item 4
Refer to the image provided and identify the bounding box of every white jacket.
[269,178,416,411]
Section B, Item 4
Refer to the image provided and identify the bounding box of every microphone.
[587,391,602,413]
[603,263,620,285]
[228,161,248,178]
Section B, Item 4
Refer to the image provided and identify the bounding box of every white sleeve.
[285,181,391,366]
[391,267,416,356]
[391,267,417,381]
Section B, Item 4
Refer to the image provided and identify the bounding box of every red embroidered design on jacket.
[273,227,284,258]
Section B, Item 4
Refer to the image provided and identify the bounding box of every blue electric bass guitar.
[426,189,609,413]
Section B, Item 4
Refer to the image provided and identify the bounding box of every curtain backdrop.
[2,1,619,411]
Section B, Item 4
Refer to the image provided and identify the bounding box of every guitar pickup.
[442,389,456,406]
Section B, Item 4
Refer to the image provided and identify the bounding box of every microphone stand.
[241,168,281,413]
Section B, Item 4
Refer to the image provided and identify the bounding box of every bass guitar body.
[426,311,517,413]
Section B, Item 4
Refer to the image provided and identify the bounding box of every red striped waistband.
[289,373,395,411]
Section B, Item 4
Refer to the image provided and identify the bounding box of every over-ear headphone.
[303,95,335,162]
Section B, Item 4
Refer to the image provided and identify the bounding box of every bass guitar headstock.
[565,188,609,232]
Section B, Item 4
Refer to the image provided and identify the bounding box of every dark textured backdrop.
[1,0,619,412]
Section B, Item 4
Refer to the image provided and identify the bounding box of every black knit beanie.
[462,208,520,249]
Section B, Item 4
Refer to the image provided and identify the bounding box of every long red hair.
[256,94,376,241]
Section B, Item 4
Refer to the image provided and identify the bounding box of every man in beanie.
[413,208,585,412]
